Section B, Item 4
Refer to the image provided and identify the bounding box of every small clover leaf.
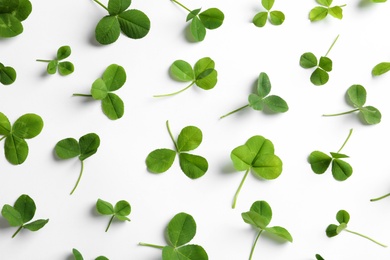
[55,133,100,195]
[36,45,74,76]
[146,121,208,179]
[0,0,32,38]
[0,62,17,85]
[73,64,126,120]
[372,62,390,76]
[253,0,285,27]
[72,248,109,260]
[309,129,353,181]
[316,254,325,260]
[323,85,381,125]
[242,201,292,260]
[96,199,131,232]
[139,212,208,260]
[1,194,49,238]
[154,57,218,97]
[309,0,346,21]
[220,72,288,119]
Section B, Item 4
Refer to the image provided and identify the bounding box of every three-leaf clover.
[36,46,74,76]
[323,84,382,125]
[1,194,49,238]
[220,72,288,119]
[146,120,208,179]
[299,35,339,86]
[96,198,131,232]
[242,200,292,260]
[230,135,283,208]
[0,62,17,85]
[372,61,390,76]
[139,212,208,260]
[170,0,224,42]
[0,112,44,165]
[154,57,218,97]
[93,0,150,45]
[309,129,353,181]
[253,0,285,27]
[0,0,32,38]
[72,248,108,260]
[309,0,346,21]
[73,64,126,120]
[326,209,387,247]
[55,133,100,195]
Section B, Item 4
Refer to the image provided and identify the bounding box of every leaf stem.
[337,128,353,153]
[138,242,165,249]
[0,136,6,142]
[232,169,250,209]
[171,0,192,13]
[70,160,84,195]
[12,226,23,238]
[105,215,115,232]
[153,81,195,97]
[249,230,263,260]
[325,34,340,57]
[73,94,93,97]
[371,192,390,202]
[93,0,109,12]
[339,4,347,7]
[220,105,249,119]
[166,120,179,152]
[322,108,360,117]
[345,229,387,247]
[36,59,51,63]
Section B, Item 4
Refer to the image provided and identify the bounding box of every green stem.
[345,229,387,247]
[171,0,191,12]
[93,0,109,12]
[166,120,179,152]
[36,59,51,63]
[153,81,195,97]
[12,226,23,238]
[73,94,93,97]
[138,242,165,249]
[232,169,250,209]
[371,192,390,202]
[337,128,353,153]
[249,230,263,260]
[105,215,115,232]
[325,34,340,57]
[322,108,360,117]
[0,136,6,142]
[70,160,84,195]
[220,105,249,119]
[339,4,347,7]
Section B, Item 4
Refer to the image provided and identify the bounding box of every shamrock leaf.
[96,198,131,232]
[0,0,32,38]
[36,45,75,76]
[0,62,17,85]
[253,0,285,27]
[372,62,390,76]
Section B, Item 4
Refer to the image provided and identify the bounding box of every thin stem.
[337,128,353,153]
[325,34,340,57]
[138,242,165,249]
[70,160,84,195]
[0,136,6,142]
[12,226,23,238]
[72,94,93,97]
[339,4,347,7]
[371,192,390,202]
[105,215,115,232]
[36,59,51,63]
[153,81,194,97]
[220,105,249,119]
[249,230,263,260]
[171,0,191,12]
[345,229,387,247]
[166,120,179,152]
[232,169,250,209]
[322,108,360,117]
[93,0,109,12]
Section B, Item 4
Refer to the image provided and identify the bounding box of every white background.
[1,0,390,259]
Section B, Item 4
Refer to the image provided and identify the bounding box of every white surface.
[1,0,390,259]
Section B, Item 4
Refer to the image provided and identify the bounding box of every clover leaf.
[326,209,387,247]
[0,112,44,165]
[309,0,346,21]
[72,248,109,260]
[154,57,218,97]
[229,135,283,208]
[220,72,288,119]
[146,120,208,179]
[139,212,208,260]
[316,254,325,260]
[242,200,292,260]
[55,133,100,195]
[92,0,150,45]
[1,194,49,238]
[0,62,17,85]
[253,0,285,27]
[96,198,131,232]
[300,35,339,86]
[73,64,126,120]
[309,129,353,181]
[372,62,390,76]
[36,45,74,76]
[0,0,32,38]
[323,85,382,125]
